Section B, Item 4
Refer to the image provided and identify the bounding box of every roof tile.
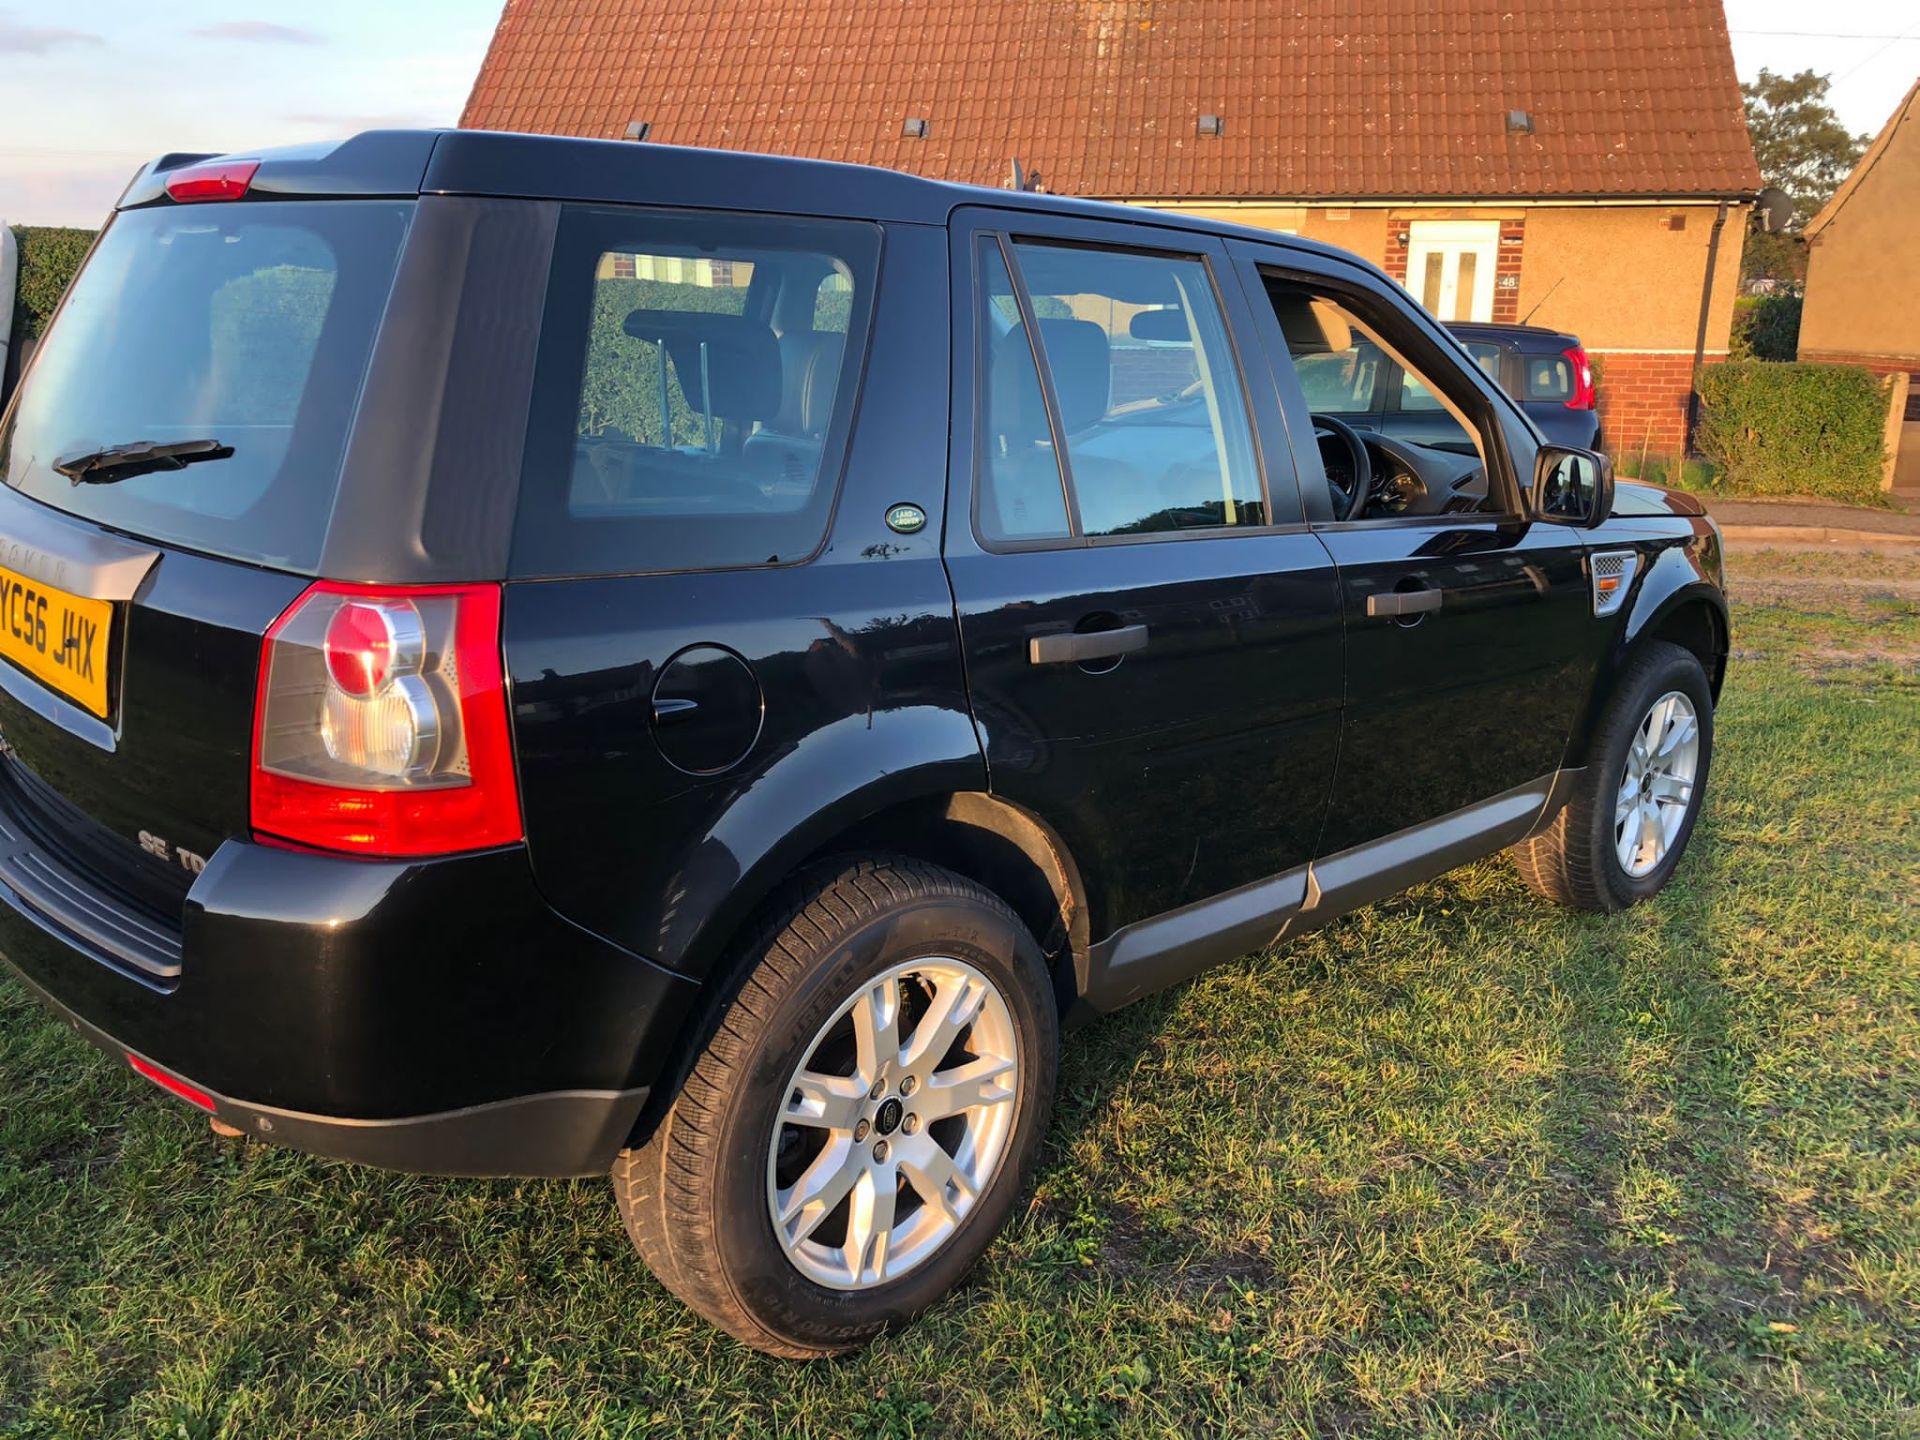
[463,0,1761,198]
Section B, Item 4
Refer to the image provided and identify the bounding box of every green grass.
[3,550,1918,1438]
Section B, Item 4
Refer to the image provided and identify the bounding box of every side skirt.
[1075,769,1583,1016]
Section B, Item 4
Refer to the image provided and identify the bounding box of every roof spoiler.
[117,131,441,210]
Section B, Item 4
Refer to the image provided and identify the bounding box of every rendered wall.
[1800,105,1920,366]
[1133,199,1751,454]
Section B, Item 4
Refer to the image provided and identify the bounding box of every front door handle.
[1366,588,1442,619]
[1028,624,1150,666]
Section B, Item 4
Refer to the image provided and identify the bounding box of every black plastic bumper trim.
[7,962,646,1177]
[0,804,181,986]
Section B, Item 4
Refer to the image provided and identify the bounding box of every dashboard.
[1317,431,1492,518]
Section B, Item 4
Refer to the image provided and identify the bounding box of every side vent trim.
[1591,550,1638,617]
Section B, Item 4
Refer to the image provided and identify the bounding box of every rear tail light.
[1564,345,1597,410]
[164,159,259,203]
[251,582,522,858]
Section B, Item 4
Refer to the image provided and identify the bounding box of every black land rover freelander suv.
[0,131,1727,1357]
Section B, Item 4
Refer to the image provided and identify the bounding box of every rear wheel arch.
[624,791,1089,1148]
[814,793,1091,1012]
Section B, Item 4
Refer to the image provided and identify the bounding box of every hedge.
[8,225,94,345]
[580,274,850,443]
[1695,361,1889,504]
[1730,291,1802,363]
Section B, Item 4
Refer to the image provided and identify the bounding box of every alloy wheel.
[1615,689,1701,878]
[767,957,1020,1290]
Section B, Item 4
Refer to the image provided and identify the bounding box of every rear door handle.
[1028,624,1150,666]
[1366,588,1442,619]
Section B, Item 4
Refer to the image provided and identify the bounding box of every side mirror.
[1531,445,1614,529]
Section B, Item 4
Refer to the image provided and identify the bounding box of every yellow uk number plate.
[0,563,112,717]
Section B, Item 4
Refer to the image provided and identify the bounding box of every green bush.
[579,277,752,443]
[1731,291,1803,362]
[8,225,95,344]
[1695,361,1889,503]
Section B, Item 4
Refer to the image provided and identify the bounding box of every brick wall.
[1383,227,1408,284]
[1494,220,1525,323]
[1593,351,1720,457]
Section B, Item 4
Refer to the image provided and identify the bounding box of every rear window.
[0,201,411,573]
[511,206,880,578]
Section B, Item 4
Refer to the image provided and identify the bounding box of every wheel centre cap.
[874,1097,905,1136]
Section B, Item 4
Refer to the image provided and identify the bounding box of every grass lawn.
[3,547,1917,1438]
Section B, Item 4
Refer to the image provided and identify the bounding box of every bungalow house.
[461,0,1760,455]
[1797,80,1920,490]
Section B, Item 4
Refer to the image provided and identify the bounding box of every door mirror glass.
[1532,445,1613,528]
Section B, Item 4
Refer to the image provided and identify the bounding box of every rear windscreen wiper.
[52,438,233,486]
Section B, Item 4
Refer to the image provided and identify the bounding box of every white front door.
[1405,220,1499,323]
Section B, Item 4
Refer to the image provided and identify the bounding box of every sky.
[0,0,1916,228]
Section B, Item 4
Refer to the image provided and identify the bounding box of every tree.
[1740,69,1869,285]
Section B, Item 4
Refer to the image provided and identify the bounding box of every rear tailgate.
[0,493,305,978]
[0,180,418,979]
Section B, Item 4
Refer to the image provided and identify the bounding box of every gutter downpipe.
[1685,200,1731,456]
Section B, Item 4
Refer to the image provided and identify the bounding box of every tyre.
[613,856,1058,1357]
[1511,639,1713,912]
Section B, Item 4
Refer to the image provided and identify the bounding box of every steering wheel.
[1311,413,1373,522]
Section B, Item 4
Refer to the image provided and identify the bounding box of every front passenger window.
[1296,335,1384,415]
[1263,279,1501,520]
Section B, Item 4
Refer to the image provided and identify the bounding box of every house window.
[1404,220,1499,323]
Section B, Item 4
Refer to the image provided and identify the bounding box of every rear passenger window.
[977,242,1071,543]
[512,208,879,577]
[982,240,1265,541]
[1464,341,1505,385]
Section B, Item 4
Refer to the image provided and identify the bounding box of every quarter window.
[1525,354,1576,402]
[981,240,1265,541]
[512,207,879,578]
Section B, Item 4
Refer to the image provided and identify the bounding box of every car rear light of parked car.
[251,582,522,858]
[1563,346,1596,410]
[163,159,260,203]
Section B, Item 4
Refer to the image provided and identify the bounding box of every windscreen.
[0,200,412,573]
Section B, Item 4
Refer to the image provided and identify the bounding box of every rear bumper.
[0,834,698,1177]
[10,964,649,1175]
